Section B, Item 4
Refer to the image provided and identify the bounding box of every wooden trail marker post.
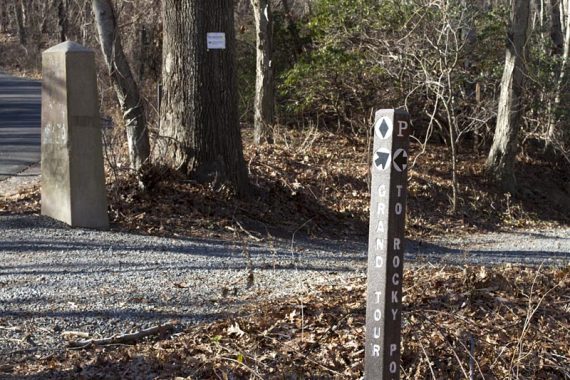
[365,109,410,379]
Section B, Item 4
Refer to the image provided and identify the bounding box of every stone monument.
[41,41,109,229]
[365,109,411,379]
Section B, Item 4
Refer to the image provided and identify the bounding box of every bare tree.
[57,0,68,42]
[546,0,570,155]
[251,0,274,144]
[0,1,9,33]
[550,0,564,54]
[92,0,151,176]
[27,1,41,52]
[486,0,531,193]
[159,0,249,195]
[13,0,25,45]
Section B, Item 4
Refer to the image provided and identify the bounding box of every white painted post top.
[43,41,93,54]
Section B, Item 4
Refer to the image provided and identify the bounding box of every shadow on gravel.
[4,216,565,266]
[0,309,225,324]
[2,360,169,380]
[406,240,570,264]
[507,229,570,240]
[0,261,359,276]
[0,215,69,228]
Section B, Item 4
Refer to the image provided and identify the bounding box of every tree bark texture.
[531,0,544,27]
[92,0,150,172]
[57,0,68,42]
[547,0,570,145]
[26,0,41,51]
[81,0,91,45]
[486,0,531,193]
[39,0,49,34]
[159,0,249,195]
[251,0,274,144]
[1,1,8,33]
[13,0,26,45]
[550,0,564,54]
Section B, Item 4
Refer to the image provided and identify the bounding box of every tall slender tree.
[0,1,8,33]
[251,0,274,144]
[159,0,249,195]
[92,0,151,175]
[486,0,531,193]
[13,0,25,45]
[549,0,564,55]
[547,0,570,150]
[57,0,68,42]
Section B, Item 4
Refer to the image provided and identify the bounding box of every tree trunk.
[550,0,564,54]
[531,0,545,28]
[81,0,90,45]
[138,25,147,82]
[281,0,302,61]
[22,0,29,26]
[486,0,530,194]
[57,0,68,42]
[13,0,26,45]
[1,1,8,33]
[26,0,41,50]
[251,0,274,144]
[547,0,570,146]
[92,0,151,174]
[159,0,249,195]
[39,0,49,34]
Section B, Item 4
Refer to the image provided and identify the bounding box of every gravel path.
[0,214,568,365]
[0,215,364,365]
[410,228,570,265]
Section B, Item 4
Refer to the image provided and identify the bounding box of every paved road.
[0,72,41,181]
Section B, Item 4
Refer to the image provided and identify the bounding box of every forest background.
[0,1,569,378]
[1,0,569,239]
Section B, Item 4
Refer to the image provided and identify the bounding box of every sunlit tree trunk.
[486,0,531,193]
[251,0,274,144]
[81,0,91,45]
[92,0,151,175]
[159,0,249,195]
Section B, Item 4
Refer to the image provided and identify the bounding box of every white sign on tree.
[207,32,226,49]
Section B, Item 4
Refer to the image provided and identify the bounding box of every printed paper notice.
[207,33,226,49]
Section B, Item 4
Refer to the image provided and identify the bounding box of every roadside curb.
[0,163,40,197]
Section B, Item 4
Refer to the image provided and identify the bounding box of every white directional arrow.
[393,149,408,172]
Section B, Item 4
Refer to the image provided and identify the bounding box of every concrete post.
[41,41,109,229]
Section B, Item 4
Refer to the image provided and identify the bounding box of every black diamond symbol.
[378,119,389,138]
[374,151,390,170]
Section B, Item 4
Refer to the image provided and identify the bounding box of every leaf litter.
[1,131,569,378]
[1,130,569,241]
[5,265,568,379]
